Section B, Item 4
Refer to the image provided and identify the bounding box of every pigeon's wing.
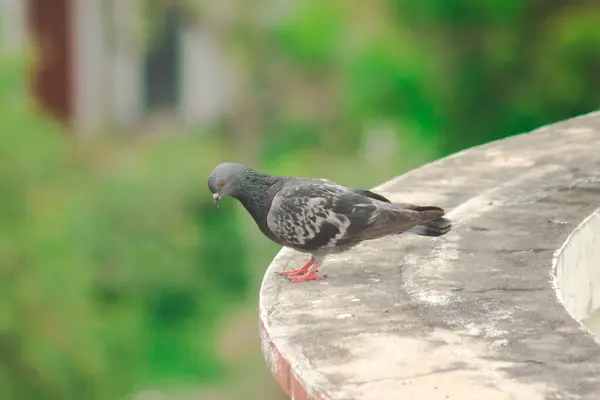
[348,188,392,203]
[348,188,446,214]
[266,183,427,251]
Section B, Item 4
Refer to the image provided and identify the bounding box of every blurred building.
[0,0,236,133]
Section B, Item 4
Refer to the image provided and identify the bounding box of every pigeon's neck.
[233,169,280,231]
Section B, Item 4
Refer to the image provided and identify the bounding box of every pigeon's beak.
[213,192,221,208]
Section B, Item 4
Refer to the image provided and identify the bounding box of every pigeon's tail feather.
[408,217,452,237]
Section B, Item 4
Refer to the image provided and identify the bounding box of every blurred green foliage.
[0,55,254,399]
[263,0,600,155]
[2,0,600,399]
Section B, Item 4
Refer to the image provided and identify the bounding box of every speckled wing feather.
[265,182,426,251]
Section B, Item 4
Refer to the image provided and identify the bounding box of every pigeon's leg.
[286,262,325,283]
[279,258,314,277]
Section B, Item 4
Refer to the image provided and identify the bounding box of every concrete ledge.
[259,111,600,400]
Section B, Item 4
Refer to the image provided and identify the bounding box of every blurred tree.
[102,0,600,164]
[389,0,600,153]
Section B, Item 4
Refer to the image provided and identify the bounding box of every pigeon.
[208,162,451,283]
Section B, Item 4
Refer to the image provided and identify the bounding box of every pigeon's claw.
[279,258,314,277]
[279,269,306,277]
[286,270,326,283]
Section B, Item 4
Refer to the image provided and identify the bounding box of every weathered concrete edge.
[258,110,600,399]
[259,247,333,400]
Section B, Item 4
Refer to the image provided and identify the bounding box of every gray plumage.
[208,162,451,280]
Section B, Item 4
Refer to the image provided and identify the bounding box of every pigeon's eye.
[217,180,225,188]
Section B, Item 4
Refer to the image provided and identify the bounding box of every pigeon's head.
[208,162,248,207]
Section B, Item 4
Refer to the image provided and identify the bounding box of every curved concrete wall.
[555,209,600,335]
[259,111,600,400]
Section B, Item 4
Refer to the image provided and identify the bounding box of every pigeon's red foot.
[286,271,326,283]
[286,264,325,283]
[279,259,314,277]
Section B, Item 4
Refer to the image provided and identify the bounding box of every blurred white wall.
[106,0,142,130]
[180,25,236,126]
[72,0,107,134]
[0,0,27,52]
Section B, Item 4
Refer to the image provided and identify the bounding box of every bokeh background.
[1,0,599,399]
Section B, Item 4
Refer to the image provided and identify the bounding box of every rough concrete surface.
[259,111,600,400]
